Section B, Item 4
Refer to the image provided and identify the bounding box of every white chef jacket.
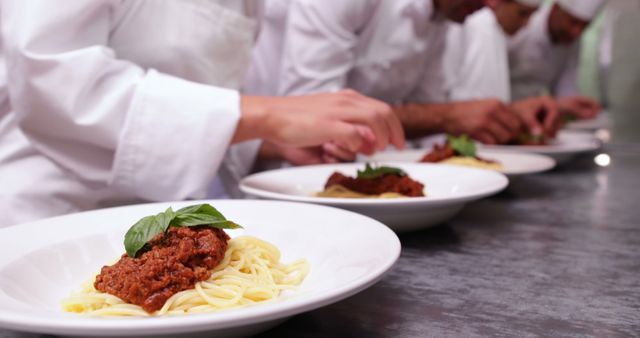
[246,0,450,104]
[243,0,290,96]
[444,8,511,102]
[508,3,580,100]
[0,0,263,227]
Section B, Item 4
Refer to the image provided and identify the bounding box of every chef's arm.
[394,99,523,145]
[552,47,601,120]
[234,91,405,153]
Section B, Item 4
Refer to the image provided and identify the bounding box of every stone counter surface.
[263,143,640,338]
[2,144,639,338]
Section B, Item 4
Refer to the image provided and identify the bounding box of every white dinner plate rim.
[0,200,401,336]
[239,163,509,206]
[478,131,602,154]
[358,150,556,176]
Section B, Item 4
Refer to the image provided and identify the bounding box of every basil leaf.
[357,163,407,179]
[174,204,242,229]
[123,204,242,258]
[124,207,175,257]
[517,133,546,145]
[447,134,476,157]
[174,215,242,229]
[175,204,224,219]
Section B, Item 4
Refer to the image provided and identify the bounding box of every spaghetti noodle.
[440,156,504,171]
[316,184,407,198]
[62,236,309,316]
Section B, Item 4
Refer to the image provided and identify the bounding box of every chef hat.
[515,0,545,7]
[556,0,606,21]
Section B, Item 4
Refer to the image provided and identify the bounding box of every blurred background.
[579,0,640,142]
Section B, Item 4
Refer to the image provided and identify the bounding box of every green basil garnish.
[517,133,546,144]
[124,204,242,257]
[447,134,476,157]
[357,163,407,179]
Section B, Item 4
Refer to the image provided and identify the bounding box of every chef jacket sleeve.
[1,0,241,201]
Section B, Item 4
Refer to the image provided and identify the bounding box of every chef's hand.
[510,96,561,138]
[444,99,522,145]
[557,96,601,120]
[320,142,358,163]
[258,142,325,165]
[258,141,357,166]
[236,89,405,155]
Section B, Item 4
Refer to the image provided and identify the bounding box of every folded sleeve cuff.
[111,70,240,201]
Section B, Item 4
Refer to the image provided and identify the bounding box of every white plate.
[0,200,400,338]
[359,150,556,177]
[478,131,602,163]
[240,163,508,232]
[566,112,611,131]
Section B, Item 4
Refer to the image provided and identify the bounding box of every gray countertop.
[2,143,639,338]
[260,143,640,338]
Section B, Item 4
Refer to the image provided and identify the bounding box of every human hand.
[237,90,405,155]
[557,96,601,120]
[444,99,522,144]
[321,142,357,163]
[258,141,356,166]
[510,96,560,138]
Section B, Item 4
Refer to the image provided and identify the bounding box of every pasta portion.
[440,156,504,171]
[63,236,309,316]
[316,184,408,199]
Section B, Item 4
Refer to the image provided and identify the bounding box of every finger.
[358,139,377,156]
[539,97,560,136]
[580,99,601,118]
[494,107,523,138]
[322,121,365,153]
[322,142,356,162]
[473,131,497,145]
[589,100,602,112]
[566,99,594,119]
[519,109,543,136]
[346,103,390,151]
[322,153,340,164]
[370,101,406,150]
[335,92,389,150]
[284,146,324,166]
[382,106,406,150]
[485,121,512,144]
[497,107,522,129]
[347,93,405,150]
[575,96,600,109]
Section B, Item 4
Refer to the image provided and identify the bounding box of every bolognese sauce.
[94,226,229,313]
[420,143,498,165]
[325,172,424,197]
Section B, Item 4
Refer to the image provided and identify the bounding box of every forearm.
[233,95,270,144]
[256,141,281,161]
[393,102,453,139]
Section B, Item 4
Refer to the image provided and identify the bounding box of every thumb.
[521,110,543,136]
[322,122,369,154]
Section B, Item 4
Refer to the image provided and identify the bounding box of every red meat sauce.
[325,172,425,197]
[420,143,457,163]
[94,226,229,313]
[420,143,497,164]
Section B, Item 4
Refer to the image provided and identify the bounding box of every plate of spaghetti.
[240,163,508,231]
[359,135,556,177]
[479,130,602,163]
[0,200,399,337]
